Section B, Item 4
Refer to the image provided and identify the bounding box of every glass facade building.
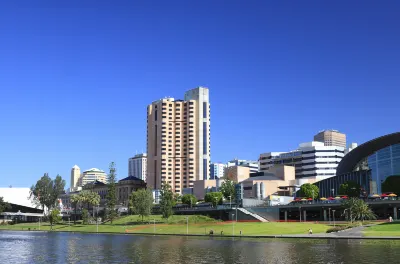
[314,133,400,197]
[367,143,400,194]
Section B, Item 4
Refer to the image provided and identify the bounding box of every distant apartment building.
[210,162,226,179]
[77,168,107,187]
[147,87,211,194]
[314,129,346,148]
[345,142,358,155]
[128,153,147,181]
[70,165,81,191]
[259,141,345,181]
[227,159,259,174]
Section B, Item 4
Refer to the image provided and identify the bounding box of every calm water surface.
[1,231,400,264]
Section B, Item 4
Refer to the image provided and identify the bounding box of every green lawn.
[363,222,400,236]
[0,215,331,236]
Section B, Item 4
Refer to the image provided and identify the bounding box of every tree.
[106,162,118,224]
[48,209,61,230]
[70,194,81,224]
[204,192,223,207]
[220,179,236,200]
[79,190,100,212]
[181,194,197,207]
[81,209,89,225]
[129,188,153,221]
[0,197,11,214]
[299,183,319,199]
[29,173,66,214]
[382,175,400,195]
[339,181,361,197]
[342,198,376,223]
[159,183,174,219]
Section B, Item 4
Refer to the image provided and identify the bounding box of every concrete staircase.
[238,208,268,222]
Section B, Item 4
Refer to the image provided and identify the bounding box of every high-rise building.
[210,162,226,179]
[70,165,81,190]
[147,87,211,193]
[77,168,107,187]
[227,159,259,174]
[314,130,346,148]
[259,141,345,181]
[128,153,147,181]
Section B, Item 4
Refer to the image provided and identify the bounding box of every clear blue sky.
[0,1,399,188]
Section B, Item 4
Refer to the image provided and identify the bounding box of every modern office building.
[227,159,259,174]
[77,168,107,187]
[313,132,400,196]
[146,87,211,194]
[210,162,226,179]
[128,153,147,181]
[314,129,346,148]
[260,141,345,181]
[70,165,81,191]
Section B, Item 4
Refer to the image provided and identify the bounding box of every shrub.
[326,226,350,233]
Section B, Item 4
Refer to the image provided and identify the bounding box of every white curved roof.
[0,188,37,209]
[72,165,80,169]
[83,168,105,173]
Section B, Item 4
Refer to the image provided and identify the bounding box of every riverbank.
[0,215,331,236]
[1,215,395,239]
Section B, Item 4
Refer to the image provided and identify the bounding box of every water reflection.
[1,231,400,263]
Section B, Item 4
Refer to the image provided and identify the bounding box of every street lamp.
[229,195,232,208]
[96,205,99,233]
[232,213,235,236]
[299,206,302,222]
[332,210,336,227]
[186,216,189,235]
[328,208,331,224]
[332,189,335,197]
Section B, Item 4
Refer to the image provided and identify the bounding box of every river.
[0,231,400,263]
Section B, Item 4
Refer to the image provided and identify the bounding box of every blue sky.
[0,1,399,188]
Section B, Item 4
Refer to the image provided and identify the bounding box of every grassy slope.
[363,222,400,236]
[0,215,331,236]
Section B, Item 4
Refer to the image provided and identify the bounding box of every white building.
[70,165,81,192]
[78,168,107,187]
[227,159,259,174]
[345,142,358,155]
[128,153,147,181]
[209,162,226,179]
[259,141,345,181]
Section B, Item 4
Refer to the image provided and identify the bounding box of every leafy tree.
[299,183,319,199]
[106,162,118,224]
[29,173,66,213]
[48,209,61,230]
[81,209,89,225]
[129,188,153,221]
[204,192,223,207]
[342,198,376,223]
[181,194,197,207]
[220,179,236,200]
[79,190,100,215]
[173,193,181,205]
[159,183,174,219]
[382,175,400,195]
[70,194,81,224]
[339,181,361,197]
[0,197,11,214]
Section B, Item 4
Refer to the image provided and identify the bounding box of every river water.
[1,231,400,263]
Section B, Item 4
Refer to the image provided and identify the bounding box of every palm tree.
[342,198,376,223]
[70,194,81,225]
[79,190,100,218]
